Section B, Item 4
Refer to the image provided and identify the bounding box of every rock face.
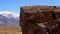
[20,6,59,34]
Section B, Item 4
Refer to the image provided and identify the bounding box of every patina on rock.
[20,5,59,34]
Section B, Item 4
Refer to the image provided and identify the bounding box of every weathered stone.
[20,6,59,34]
[46,19,59,34]
[53,8,60,19]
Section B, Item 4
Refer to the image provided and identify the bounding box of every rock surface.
[20,6,59,34]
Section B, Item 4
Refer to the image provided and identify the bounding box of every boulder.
[20,6,59,34]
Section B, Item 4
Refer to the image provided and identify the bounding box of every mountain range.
[0,11,19,27]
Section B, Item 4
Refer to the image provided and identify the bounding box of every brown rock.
[20,6,60,34]
[53,8,60,19]
[47,19,59,34]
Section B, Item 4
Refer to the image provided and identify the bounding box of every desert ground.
[0,26,22,34]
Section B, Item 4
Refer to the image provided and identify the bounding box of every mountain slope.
[0,11,19,27]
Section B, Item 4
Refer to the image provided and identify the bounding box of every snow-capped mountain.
[0,11,19,27]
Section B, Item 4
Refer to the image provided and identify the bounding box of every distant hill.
[0,11,22,34]
[0,11,19,27]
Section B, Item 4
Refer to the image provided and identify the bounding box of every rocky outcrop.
[20,6,59,34]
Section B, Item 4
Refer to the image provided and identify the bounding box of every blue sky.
[0,0,60,14]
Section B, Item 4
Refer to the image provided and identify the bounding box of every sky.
[0,0,60,14]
